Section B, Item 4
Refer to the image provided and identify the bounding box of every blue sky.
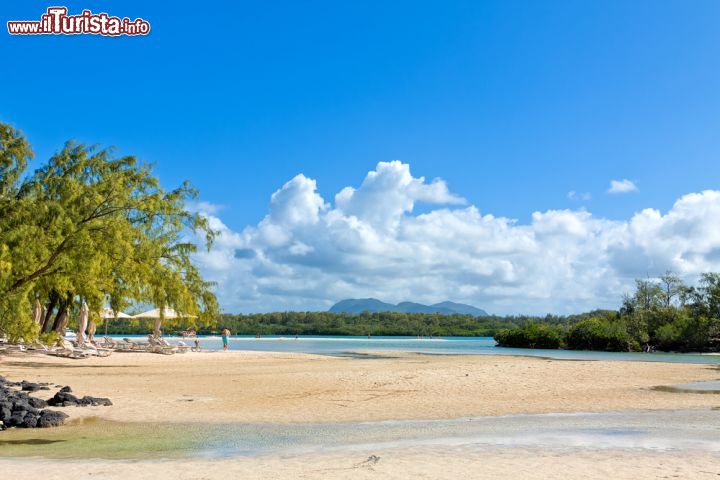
[2,1,720,313]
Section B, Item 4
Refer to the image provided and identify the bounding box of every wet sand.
[1,447,719,480]
[2,350,719,479]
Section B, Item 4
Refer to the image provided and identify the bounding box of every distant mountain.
[429,301,488,317]
[329,298,488,317]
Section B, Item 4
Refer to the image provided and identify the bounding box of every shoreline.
[3,351,720,479]
[1,350,718,425]
[2,446,719,480]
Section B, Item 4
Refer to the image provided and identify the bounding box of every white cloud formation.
[608,179,638,194]
[567,191,591,201]
[186,200,224,215]
[191,162,720,315]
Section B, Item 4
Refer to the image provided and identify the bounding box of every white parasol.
[133,307,196,337]
[77,302,89,344]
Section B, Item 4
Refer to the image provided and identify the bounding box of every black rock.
[13,404,40,416]
[37,410,68,428]
[28,397,48,409]
[14,394,30,405]
[7,412,25,427]
[0,378,111,430]
[0,405,11,421]
[21,381,40,392]
[47,391,112,407]
[21,414,39,428]
[47,391,79,406]
[82,396,113,406]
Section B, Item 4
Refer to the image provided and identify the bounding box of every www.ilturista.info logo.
[7,6,150,36]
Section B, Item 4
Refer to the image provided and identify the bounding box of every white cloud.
[608,179,638,194]
[335,161,465,231]
[567,191,591,201]
[192,162,720,315]
[186,200,224,215]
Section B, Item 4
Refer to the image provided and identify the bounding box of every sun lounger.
[159,337,189,353]
[122,338,151,352]
[147,336,176,355]
[3,344,27,352]
[100,336,134,351]
[54,340,90,359]
[75,341,112,357]
[99,336,119,348]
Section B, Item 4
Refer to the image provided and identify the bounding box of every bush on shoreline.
[494,272,720,353]
[565,318,639,352]
[494,323,565,349]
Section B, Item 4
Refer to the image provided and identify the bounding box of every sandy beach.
[2,447,720,480]
[2,351,719,479]
[1,351,718,423]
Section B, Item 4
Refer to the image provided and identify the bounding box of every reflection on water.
[0,439,66,446]
[112,335,720,365]
[1,409,719,460]
[653,380,720,394]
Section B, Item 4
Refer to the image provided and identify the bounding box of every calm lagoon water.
[2,409,719,459]
[114,335,720,364]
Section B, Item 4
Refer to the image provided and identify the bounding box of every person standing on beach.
[221,328,230,351]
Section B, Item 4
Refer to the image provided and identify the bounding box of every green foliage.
[0,288,38,342]
[655,313,714,352]
[38,331,62,347]
[566,317,639,352]
[0,123,218,339]
[105,311,519,337]
[494,272,720,353]
[494,323,565,349]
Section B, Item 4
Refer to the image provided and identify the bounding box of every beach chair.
[159,337,188,353]
[122,338,150,352]
[55,340,90,359]
[147,336,176,355]
[3,344,27,353]
[76,341,113,357]
[99,336,115,347]
[102,336,133,351]
[35,344,62,356]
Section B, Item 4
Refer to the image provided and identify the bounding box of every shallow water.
[653,380,720,394]
[113,335,720,364]
[1,410,719,459]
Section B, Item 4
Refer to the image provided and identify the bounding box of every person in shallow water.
[221,328,231,351]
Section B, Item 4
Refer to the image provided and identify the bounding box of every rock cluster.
[47,386,113,407]
[0,375,111,430]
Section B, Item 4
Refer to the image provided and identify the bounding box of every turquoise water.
[112,335,720,364]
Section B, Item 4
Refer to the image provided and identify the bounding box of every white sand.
[1,446,719,479]
[2,350,719,479]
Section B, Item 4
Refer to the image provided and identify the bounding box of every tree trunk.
[52,307,67,333]
[41,292,59,333]
[51,292,73,333]
[154,318,162,338]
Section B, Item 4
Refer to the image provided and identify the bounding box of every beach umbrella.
[77,302,89,344]
[99,308,133,319]
[99,309,132,337]
[32,299,43,325]
[133,307,195,337]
